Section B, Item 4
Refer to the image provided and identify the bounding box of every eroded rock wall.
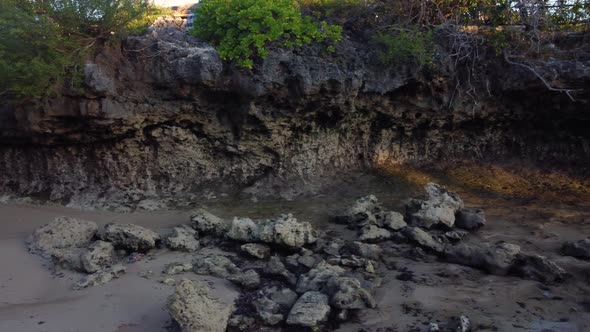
[1,30,588,207]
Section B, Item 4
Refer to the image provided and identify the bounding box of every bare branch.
[503,52,582,102]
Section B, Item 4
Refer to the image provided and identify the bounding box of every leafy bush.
[372,29,434,66]
[297,0,373,19]
[189,0,342,68]
[0,0,164,100]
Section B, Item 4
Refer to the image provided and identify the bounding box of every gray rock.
[99,223,159,253]
[445,242,521,276]
[406,183,464,228]
[259,214,317,248]
[167,279,233,332]
[193,255,241,278]
[264,256,297,285]
[268,287,298,309]
[227,217,260,242]
[429,322,440,331]
[319,239,344,256]
[286,291,331,327]
[359,225,391,243]
[52,247,85,271]
[228,315,255,331]
[340,255,367,268]
[84,63,116,95]
[254,297,284,325]
[74,264,126,290]
[455,208,486,230]
[160,278,176,286]
[348,241,383,260]
[456,315,471,332]
[514,254,568,284]
[297,255,318,269]
[444,230,468,242]
[285,254,301,269]
[403,227,444,253]
[296,261,345,293]
[228,269,260,289]
[240,243,271,259]
[561,238,590,260]
[383,211,407,231]
[165,226,200,252]
[164,262,193,275]
[334,195,383,228]
[28,216,98,258]
[190,209,227,236]
[325,277,376,309]
[80,240,115,273]
[424,183,464,210]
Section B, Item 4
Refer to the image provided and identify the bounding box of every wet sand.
[1,171,590,332]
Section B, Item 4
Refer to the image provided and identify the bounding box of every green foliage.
[189,0,342,68]
[297,0,373,19]
[372,29,435,66]
[0,0,163,100]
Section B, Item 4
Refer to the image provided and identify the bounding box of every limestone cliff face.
[1,29,588,208]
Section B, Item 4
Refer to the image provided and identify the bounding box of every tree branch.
[504,52,582,102]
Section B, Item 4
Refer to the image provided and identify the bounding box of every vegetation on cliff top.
[0,0,169,100]
[188,0,342,68]
[1,0,589,100]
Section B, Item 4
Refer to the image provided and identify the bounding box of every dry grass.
[377,160,590,205]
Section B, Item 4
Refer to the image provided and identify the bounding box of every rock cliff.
[1,28,588,208]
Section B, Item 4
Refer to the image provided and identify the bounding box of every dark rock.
[267,287,298,309]
[444,230,469,242]
[513,254,568,284]
[455,208,486,230]
[264,256,297,285]
[561,238,590,260]
[253,297,283,325]
[444,242,521,276]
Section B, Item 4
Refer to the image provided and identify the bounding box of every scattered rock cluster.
[26,182,587,332]
[335,183,569,285]
[27,217,167,288]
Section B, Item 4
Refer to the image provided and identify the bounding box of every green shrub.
[189,0,342,68]
[0,0,164,100]
[297,0,373,19]
[372,29,434,66]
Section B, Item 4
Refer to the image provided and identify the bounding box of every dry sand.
[0,203,237,332]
